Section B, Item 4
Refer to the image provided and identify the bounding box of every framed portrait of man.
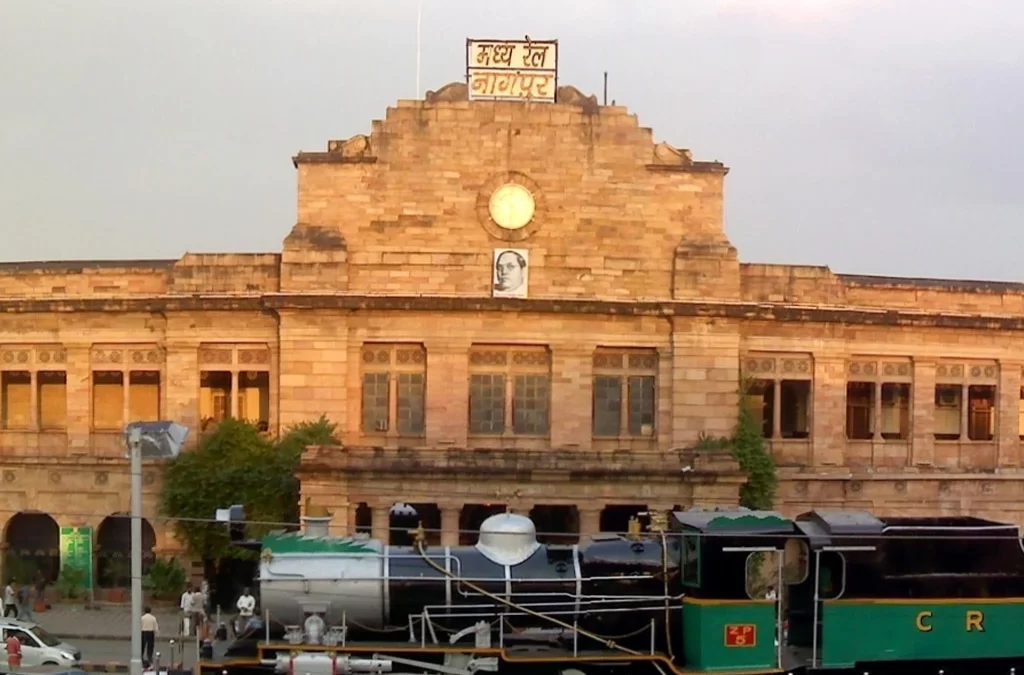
[492,248,529,298]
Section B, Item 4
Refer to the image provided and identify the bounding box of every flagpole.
[415,0,423,97]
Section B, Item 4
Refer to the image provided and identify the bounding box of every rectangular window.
[934,384,962,440]
[37,371,67,430]
[1,372,32,430]
[359,344,426,436]
[967,385,996,441]
[1019,387,1024,441]
[362,372,390,432]
[397,373,425,435]
[780,380,811,439]
[469,346,551,436]
[880,383,911,440]
[845,382,874,440]
[592,375,621,436]
[200,371,232,429]
[681,533,701,588]
[746,379,774,437]
[513,374,550,434]
[129,371,160,423]
[469,373,506,434]
[592,349,657,438]
[741,357,812,440]
[238,371,270,430]
[92,371,124,430]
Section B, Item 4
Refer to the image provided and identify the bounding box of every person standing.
[235,587,256,636]
[141,606,158,666]
[189,586,208,639]
[3,582,17,618]
[5,632,21,671]
[16,585,31,621]
[179,585,193,636]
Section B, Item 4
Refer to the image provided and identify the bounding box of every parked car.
[0,621,81,667]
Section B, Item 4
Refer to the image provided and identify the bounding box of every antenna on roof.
[603,71,608,106]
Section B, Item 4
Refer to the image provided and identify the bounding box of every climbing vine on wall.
[694,377,778,510]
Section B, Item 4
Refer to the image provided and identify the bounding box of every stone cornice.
[298,445,744,481]
[2,293,1024,332]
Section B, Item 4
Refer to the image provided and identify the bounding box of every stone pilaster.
[810,355,846,467]
[670,318,741,446]
[997,362,1023,468]
[550,344,590,448]
[911,359,936,467]
[277,309,348,430]
[423,339,470,447]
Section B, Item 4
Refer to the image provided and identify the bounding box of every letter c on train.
[916,610,933,632]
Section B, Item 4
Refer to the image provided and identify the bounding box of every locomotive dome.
[474,512,541,566]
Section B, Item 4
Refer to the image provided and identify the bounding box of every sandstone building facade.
[2,80,1024,569]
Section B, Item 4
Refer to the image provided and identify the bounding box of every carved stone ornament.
[425,82,469,103]
[95,471,109,486]
[327,134,373,159]
[652,142,694,166]
[2,471,15,484]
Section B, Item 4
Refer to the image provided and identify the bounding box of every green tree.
[731,383,778,510]
[159,416,341,570]
[693,379,777,510]
[273,415,341,525]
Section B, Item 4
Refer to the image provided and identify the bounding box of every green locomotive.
[198,508,1024,675]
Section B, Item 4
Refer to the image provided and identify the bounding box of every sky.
[1,0,1022,281]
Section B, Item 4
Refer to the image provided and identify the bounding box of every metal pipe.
[129,429,143,675]
[811,551,821,669]
[775,551,783,668]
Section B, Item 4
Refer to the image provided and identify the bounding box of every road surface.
[74,639,199,667]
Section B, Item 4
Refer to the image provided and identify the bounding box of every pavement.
[72,638,199,672]
[27,604,185,641]
[23,605,207,672]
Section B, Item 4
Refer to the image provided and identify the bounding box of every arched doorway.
[4,512,60,584]
[95,514,156,588]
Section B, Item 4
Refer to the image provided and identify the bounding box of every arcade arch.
[3,512,60,584]
[95,513,156,587]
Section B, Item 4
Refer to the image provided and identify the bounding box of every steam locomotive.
[200,508,1024,675]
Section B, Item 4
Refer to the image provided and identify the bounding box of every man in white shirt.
[235,588,256,636]
[141,606,159,665]
[189,587,208,638]
[179,585,194,636]
[3,582,16,618]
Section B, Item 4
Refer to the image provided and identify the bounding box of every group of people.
[2,575,44,621]
[136,585,258,666]
[177,583,258,638]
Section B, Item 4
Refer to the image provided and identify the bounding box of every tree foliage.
[159,416,340,561]
[693,379,778,510]
[731,383,778,510]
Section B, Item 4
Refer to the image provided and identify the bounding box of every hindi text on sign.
[470,41,556,71]
[466,38,558,103]
[470,71,554,102]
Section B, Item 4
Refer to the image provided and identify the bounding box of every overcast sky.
[2,0,1022,281]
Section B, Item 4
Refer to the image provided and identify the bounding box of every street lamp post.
[125,421,190,675]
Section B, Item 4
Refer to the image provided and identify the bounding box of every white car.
[0,620,81,668]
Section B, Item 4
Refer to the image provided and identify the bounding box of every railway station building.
[2,66,1024,568]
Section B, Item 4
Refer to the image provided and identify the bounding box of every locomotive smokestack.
[302,499,332,538]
